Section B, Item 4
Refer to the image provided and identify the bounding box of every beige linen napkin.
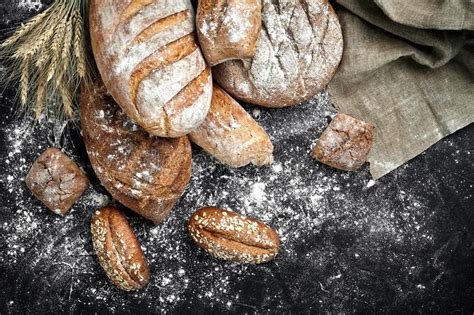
[328,0,474,179]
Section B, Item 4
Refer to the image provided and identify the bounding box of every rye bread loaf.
[89,0,213,137]
[25,148,89,216]
[189,85,273,167]
[80,82,192,224]
[92,207,150,291]
[213,0,343,108]
[188,207,280,264]
[196,0,262,66]
[312,113,375,171]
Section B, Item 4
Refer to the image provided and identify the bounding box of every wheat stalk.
[0,0,91,120]
[20,58,30,106]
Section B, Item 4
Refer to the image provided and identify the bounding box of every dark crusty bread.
[188,207,280,264]
[312,113,375,171]
[91,206,150,291]
[196,0,262,66]
[89,0,213,137]
[80,82,192,224]
[213,0,343,108]
[25,148,89,216]
[189,85,273,167]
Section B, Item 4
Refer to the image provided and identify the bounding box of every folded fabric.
[328,0,474,179]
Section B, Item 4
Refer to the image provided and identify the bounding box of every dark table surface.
[1,1,473,314]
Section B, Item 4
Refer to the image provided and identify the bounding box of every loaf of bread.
[89,0,213,137]
[189,85,273,167]
[189,207,280,264]
[80,82,192,224]
[196,0,262,66]
[213,0,343,108]
[92,207,150,291]
[25,148,89,216]
[312,113,375,171]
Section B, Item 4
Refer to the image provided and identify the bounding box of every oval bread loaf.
[189,207,280,264]
[80,82,192,224]
[189,85,273,167]
[196,0,262,66]
[89,0,213,137]
[92,207,150,291]
[213,0,343,108]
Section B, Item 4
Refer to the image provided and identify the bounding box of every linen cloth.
[328,0,474,179]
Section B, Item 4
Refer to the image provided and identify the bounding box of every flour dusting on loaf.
[213,0,343,108]
[90,0,212,137]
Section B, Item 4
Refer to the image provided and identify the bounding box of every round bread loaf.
[213,0,343,108]
[89,0,213,137]
[92,207,150,291]
[80,82,192,224]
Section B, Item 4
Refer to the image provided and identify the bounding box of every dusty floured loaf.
[80,82,192,225]
[89,0,213,137]
[189,85,273,167]
[213,0,344,108]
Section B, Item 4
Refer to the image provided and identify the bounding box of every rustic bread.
[189,207,280,264]
[312,113,375,171]
[189,85,273,167]
[25,148,89,216]
[196,0,262,66]
[213,0,343,108]
[89,0,213,137]
[92,207,150,291]
[80,82,192,224]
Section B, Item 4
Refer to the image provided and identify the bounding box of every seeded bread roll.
[189,85,273,167]
[196,0,262,66]
[92,207,150,291]
[189,207,280,264]
[213,0,343,108]
[80,82,192,224]
[89,0,213,137]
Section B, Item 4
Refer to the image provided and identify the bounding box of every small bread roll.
[196,0,262,66]
[189,85,273,167]
[91,207,150,291]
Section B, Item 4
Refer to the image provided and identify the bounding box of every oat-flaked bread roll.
[80,82,192,224]
[89,0,213,137]
[213,0,343,108]
[92,207,150,291]
[189,85,273,167]
[196,0,262,66]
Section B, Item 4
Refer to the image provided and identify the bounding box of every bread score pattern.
[189,207,280,264]
[80,82,192,225]
[92,207,150,291]
[213,0,343,108]
[189,85,273,167]
[89,0,213,137]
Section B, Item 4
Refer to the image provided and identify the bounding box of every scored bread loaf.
[189,85,273,167]
[80,82,192,224]
[89,0,213,138]
[213,0,343,108]
[196,0,262,66]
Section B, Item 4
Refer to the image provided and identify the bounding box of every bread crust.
[91,207,150,291]
[213,0,343,108]
[196,0,262,66]
[80,82,192,224]
[188,207,280,264]
[312,113,375,171]
[189,85,273,167]
[89,0,212,137]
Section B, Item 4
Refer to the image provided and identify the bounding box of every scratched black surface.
[1,2,474,314]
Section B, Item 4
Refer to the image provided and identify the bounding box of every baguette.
[189,85,273,167]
